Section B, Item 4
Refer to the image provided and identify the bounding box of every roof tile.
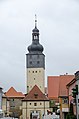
[23,85,49,101]
[48,75,74,99]
[5,87,25,98]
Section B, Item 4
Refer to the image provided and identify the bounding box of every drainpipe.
[26,101,27,119]
[44,101,45,115]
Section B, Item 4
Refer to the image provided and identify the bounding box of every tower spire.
[35,14,37,28]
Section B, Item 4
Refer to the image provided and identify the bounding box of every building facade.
[3,87,25,118]
[48,75,74,119]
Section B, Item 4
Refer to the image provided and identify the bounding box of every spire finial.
[35,14,37,28]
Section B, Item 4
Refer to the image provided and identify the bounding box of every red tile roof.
[5,87,25,98]
[48,75,74,99]
[23,85,49,101]
[48,76,59,99]
[59,75,74,97]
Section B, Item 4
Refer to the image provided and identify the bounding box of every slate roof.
[23,85,49,101]
[5,87,25,98]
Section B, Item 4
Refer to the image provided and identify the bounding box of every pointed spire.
[35,14,37,28]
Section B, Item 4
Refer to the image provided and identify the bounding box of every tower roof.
[32,14,39,32]
[27,16,44,54]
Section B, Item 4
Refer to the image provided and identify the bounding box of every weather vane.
[35,14,37,28]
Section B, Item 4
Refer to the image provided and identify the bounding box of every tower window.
[37,61,40,64]
[30,61,32,64]
[33,71,34,73]
[30,103,31,105]
[35,71,37,73]
[34,78,35,80]
[34,35,38,40]
[30,55,32,59]
[37,55,39,58]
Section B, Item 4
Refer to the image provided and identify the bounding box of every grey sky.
[0,0,79,93]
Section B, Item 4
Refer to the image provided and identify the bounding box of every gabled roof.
[23,85,49,101]
[59,75,74,97]
[5,87,25,98]
[48,76,59,99]
[48,75,74,99]
[66,78,76,87]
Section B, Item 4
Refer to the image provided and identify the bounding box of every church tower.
[26,16,45,93]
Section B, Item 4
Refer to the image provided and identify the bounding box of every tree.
[66,103,76,119]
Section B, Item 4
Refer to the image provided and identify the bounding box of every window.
[62,98,68,104]
[30,61,32,64]
[10,99,14,101]
[34,93,38,98]
[35,71,37,73]
[34,103,37,106]
[37,61,40,64]
[34,78,35,80]
[10,106,15,108]
[33,71,34,73]
[37,55,39,58]
[34,35,38,40]
[30,55,32,59]
[40,103,42,105]
[30,103,31,105]
[27,86,29,92]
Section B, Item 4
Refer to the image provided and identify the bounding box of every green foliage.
[66,103,76,119]
[66,113,76,119]
[49,100,55,107]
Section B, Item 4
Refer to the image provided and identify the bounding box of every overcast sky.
[0,0,79,93]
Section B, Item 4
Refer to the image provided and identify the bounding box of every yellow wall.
[22,101,49,119]
[59,97,69,119]
[2,98,7,112]
[27,68,45,93]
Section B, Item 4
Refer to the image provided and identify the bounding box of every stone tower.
[26,16,45,93]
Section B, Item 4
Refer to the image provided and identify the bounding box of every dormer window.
[34,93,38,98]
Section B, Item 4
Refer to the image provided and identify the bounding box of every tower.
[26,16,45,93]
[22,17,49,119]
